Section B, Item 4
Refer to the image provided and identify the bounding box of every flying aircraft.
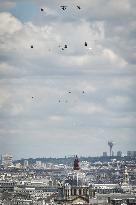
[77,6,81,9]
[85,42,87,46]
[60,6,67,10]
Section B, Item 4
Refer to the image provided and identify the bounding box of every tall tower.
[108,141,114,157]
[123,166,129,185]
[73,155,80,187]
[73,155,80,170]
[121,166,130,193]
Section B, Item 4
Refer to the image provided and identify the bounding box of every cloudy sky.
[0,0,136,159]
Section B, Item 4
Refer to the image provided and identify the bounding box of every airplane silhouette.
[60,6,67,10]
[77,6,81,9]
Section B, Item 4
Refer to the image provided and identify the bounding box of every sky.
[0,0,136,159]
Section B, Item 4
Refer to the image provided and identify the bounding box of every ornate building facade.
[55,156,95,204]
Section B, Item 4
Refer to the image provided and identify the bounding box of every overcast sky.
[0,0,136,159]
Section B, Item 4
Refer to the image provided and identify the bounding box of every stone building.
[55,156,95,204]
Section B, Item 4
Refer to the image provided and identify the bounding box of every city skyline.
[1,149,136,161]
[0,0,136,159]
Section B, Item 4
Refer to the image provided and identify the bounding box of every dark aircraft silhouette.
[31,45,33,48]
[59,44,67,50]
[85,42,87,46]
[41,8,44,11]
[77,6,81,9]
[60,6,67,10]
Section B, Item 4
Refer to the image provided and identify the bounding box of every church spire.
[73,155,80,170]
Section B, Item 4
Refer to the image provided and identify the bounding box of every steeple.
[121,166,131,193]
[123,166,129,185]
[73,155,80,170]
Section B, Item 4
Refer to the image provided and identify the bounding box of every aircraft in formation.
[60,5,81,10]
[30,5,99,53]
[30,4,97,102]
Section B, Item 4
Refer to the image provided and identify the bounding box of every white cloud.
[106,95,134,114]
[0,1,16,10]
[49,115,64,122]
[71,103,104,115]
[0,87,11,108]
[0,12,22,35]
[10,104,24,116]
[107,96,131,107]
[102,49,127,67]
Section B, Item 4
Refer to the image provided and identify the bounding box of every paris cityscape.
[0,0,136,204]
[0,146,136,205]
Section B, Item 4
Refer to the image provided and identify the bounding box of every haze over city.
[0,0,136,159]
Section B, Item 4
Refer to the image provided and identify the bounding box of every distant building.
[117,151,122,157]
[108,196,136,205]
[24,160,29,167]
[93,183,122,194]
[2,154,13,167]
[0,181,15,192]
[15,163,21,169]
[0,154,2,165]
[103,152,107,157]
[127,151,136,157]
[36,160,42,168]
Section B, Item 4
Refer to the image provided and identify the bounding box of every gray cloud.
[0,0,16,10]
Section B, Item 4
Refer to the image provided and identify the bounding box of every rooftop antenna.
[108,141,114,157]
